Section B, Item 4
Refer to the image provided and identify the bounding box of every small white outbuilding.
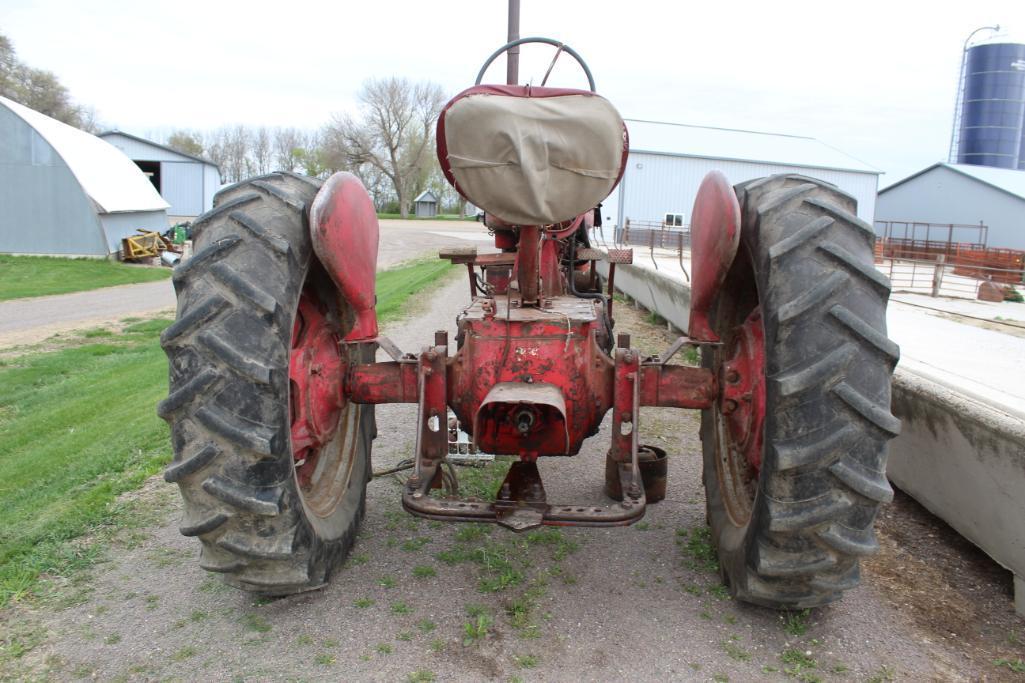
[0,96,169,257]
[99,131,221,222]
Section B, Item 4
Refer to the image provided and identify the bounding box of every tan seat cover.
[439,88,627,226]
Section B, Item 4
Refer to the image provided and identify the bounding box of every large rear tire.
[159,172,374,595]
[701,174,900,609]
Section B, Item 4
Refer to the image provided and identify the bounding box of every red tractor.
[160,38,898,609]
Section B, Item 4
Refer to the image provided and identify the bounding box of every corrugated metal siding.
[875,165,1025,250]
[0,105,107,255]
[613,152,878,228]
[101,133,194,163]
[99,211,171,253]
[161,161,204,216]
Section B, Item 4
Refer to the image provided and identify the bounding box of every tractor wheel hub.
[721,306,766,473]
[289,288,345,487]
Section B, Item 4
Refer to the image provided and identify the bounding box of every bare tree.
[252,126,271,174]
[324,77,445,218]
[273,127,305,172]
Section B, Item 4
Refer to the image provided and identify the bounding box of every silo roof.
[624,118,880,175]
[0,96,169,213]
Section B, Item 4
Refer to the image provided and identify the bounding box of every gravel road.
[6,270,1023,682]
[0,219,486,348]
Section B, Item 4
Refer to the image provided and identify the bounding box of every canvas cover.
[438,86,628,226]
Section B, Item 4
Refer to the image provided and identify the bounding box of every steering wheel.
[474,37,597,92]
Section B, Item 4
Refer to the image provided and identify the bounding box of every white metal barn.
[875,163,1025,250]
[99,131,221,222]
[0,96,169,256]
[600,119,881,231]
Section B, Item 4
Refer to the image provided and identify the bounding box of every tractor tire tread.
[161,172,369,594]
[704,173,900,608]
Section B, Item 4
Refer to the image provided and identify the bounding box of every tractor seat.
[437,85,629,226]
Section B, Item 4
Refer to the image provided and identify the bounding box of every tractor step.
[401,460,646,531]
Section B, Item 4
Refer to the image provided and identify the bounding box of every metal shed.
[0,96,169,257]
[876,163,1025,250]
[414,190,439,218]
[600,119,881,232]
[99,131,221,221]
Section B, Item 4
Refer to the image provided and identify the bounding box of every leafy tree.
[166,130,204,157]
[0,32,94,130]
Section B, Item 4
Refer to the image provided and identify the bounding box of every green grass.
[0,318,174,606]
[375,259,454,323]
[0,258,454,607]
[0,255,170,301]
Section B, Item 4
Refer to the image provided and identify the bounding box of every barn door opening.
[135,160,161,193]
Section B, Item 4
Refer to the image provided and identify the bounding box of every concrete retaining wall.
[602,261,1025,616]
[888,371,1025,616]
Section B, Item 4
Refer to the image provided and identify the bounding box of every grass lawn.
[0,258,453,607]
[0,254,171,301]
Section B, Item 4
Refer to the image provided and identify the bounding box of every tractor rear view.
[160,38,898,609]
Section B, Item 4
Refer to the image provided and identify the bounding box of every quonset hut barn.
[0,96,168,257]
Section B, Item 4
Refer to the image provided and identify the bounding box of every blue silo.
[956,42,1025,169]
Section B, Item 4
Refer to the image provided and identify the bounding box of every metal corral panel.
[99,211,173,253]
[0,104,107,255]
[876,164,1025,249]
[161,161,204,216]
[100,132,197,164]
[607,152,879,229]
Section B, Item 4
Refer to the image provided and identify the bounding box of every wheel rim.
[288,280,356,518]
[714,305,766,527]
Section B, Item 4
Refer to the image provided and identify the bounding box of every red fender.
[687,171,741,343]
[309,172,380,341]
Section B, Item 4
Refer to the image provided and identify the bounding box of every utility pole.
[506,0,520,85]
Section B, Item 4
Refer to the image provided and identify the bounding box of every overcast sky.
[2,0,1021,185]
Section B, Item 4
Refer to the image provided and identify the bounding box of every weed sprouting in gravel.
[866,664,896,682]
[376,643,394,655]
[401,537,431,552]
[514,654,539,668]
[412,565,437,579]
[397,631,413,641]
[408,670,435,683]
[463,613,493,646]
[417,619,437,634]
[315,653,336,665]
[782,609,810,636]
[721,640,750,661]
[354,597,375,608]
[241,614,271,633]
[682,526,719,572]
[391,601,413,615]
[378,576,397,589]
[995,659,1025,673]
[429,639,445,653]
[781,649,819,681]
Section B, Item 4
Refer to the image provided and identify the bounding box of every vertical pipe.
[506,0,520,85]
[518,225,540,304]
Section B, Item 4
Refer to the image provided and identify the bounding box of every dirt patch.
[865,488,1025,677]
[935,311,1025,339]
